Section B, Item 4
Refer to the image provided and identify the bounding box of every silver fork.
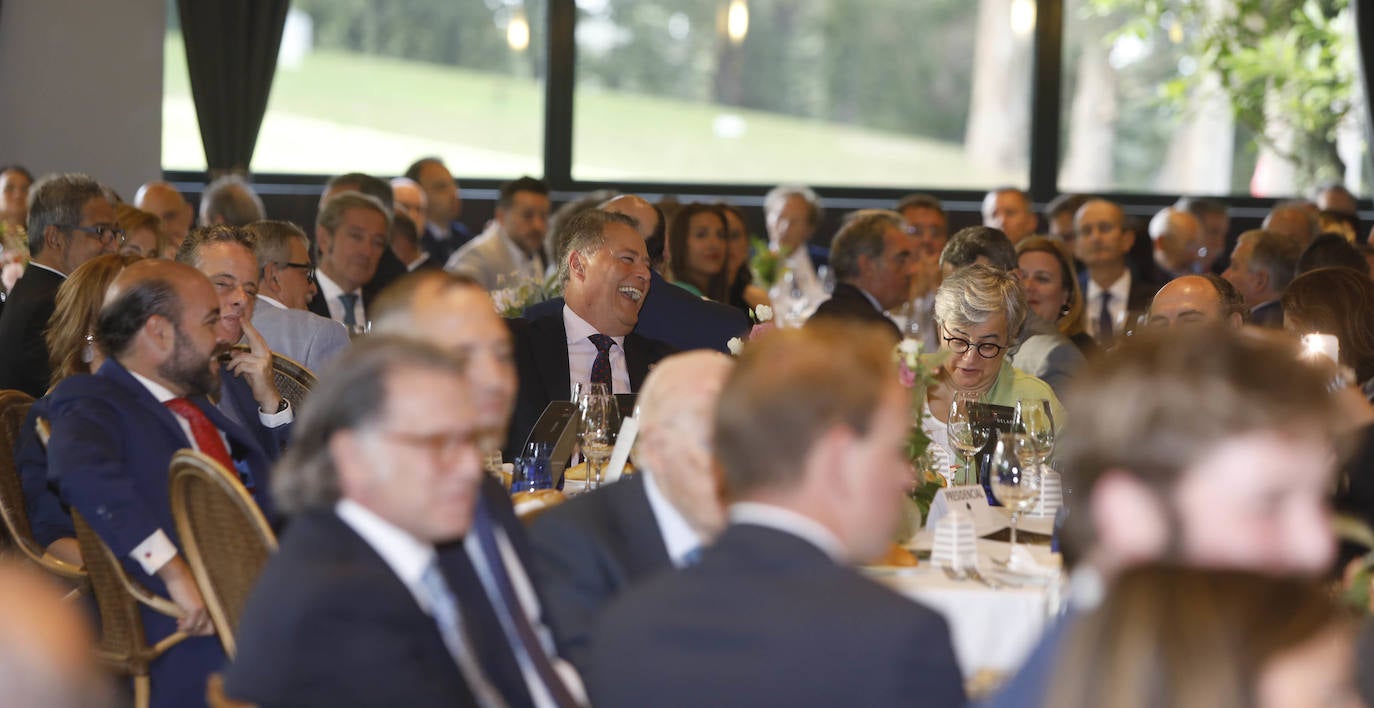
[967,566,1019,589]
[940,564,966,581]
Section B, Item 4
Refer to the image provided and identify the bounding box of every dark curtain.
[1359,1,1374,180]
[176,0,289,176]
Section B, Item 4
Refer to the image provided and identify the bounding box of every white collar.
[335,499,437,609]
[1085,269,1131,303]
[406,253,431,271]
[562,304,625,348]
[784,245,814,272]
[256,293,287,310]
[127,369,178,404]
[27,261,67,279]
[314,267,358,303]
[728,502,847,563]
[641,470,703,567]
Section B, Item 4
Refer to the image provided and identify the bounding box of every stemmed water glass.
[946,393,988,486]
[989,432,1041,559]
[577,390,619,490]
[1014,398,1055,473]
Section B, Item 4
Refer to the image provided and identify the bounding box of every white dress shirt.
[1083,270,1132,340]
[641,469,704,568]
[729,502,847,563]
[563,305,629,397]
[26,261,67,280]
[314,268,365,326]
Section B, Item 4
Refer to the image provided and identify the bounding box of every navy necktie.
[441,542,535,707]
[1097,291,1114,345]
[471,504,580,707]
[588,334,614,390]
[338,292,359,327]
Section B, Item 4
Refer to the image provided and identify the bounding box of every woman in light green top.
[922,264,1065,473]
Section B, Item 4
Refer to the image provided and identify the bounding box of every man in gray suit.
[445,177,550,292]
[245,220,350,374]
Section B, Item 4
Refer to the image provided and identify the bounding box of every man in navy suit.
[47,259,281,708]
[505,209,675,458]
[1221,228,1301,330]
[586,323,964,708]
[406,156,474,263]
[808,209,914,341]
[0,173,119,396]
[1075,198,1165,345]
[529,350,735,671]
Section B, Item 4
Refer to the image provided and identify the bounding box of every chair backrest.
[270,352,316,413]
[0,389,36,554]
[169,449,278,658]
[71,510,152,669]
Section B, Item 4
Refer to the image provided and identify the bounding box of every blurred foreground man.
[586,323,964,708]
[985,327,1344,708]
[529,351,735,671]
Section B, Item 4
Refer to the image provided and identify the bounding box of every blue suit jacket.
[225,509,480,708]
[523,270,748,354]
[586,524,965,708]
[527,474,673,671]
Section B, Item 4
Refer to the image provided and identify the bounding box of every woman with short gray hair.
[922,265,1064,475]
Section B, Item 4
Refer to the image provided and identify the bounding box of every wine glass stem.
[1009,512,1019,547]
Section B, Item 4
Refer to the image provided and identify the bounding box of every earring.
[81,333,95,364]
[1060,303,1071,317]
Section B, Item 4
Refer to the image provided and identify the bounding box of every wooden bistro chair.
[169,449,278,659]
[269,352,316,412]
[0,391,86,592]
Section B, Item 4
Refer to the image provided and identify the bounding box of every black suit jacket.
[0,265,63,396]
[307,278,376,324]
[1250,299,1284,328]
[807,282,901,341]
[505,311,675,458]
[523,270,748,354]
[224,510,479,708]
[586,524,965,708]
[527,474,673,671]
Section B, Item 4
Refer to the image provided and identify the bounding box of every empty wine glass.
[990,432,1041,559]
[946,393,988,486]
[1014,398,1055,470]
[577,392,619,490]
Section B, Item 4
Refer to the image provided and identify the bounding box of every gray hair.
[175,224,256,268]
[830,209,902,281]
[940,226,1018,271]
[26,173,110,255]
[318,191,392,238]
[1238,229,1301,292]
[763,183,822,225]
[199,175,266,227]
[556,209,638,285]
[244,220,307,273]
[934,263,1027,335]
[271,336,466,514]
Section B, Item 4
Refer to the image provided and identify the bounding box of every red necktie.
[163,397,236,473]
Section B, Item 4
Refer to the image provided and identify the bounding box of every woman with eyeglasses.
[921,264,1065,462]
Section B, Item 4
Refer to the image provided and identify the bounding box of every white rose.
[727,337,743,356]
[898,338,921,355]
[754,304,773,323]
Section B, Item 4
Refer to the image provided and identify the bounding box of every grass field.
[163,34,1017,187]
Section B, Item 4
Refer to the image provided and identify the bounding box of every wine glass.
[989,433,1041,559]
[1014,398,1055,471]
[577,392,619,490]
[571,381,609,403]
[946,393,988,486]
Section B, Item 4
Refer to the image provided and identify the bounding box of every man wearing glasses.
[0,173,120,396]
[245,220,350,373]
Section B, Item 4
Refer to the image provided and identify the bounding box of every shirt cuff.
[130,529,177,575]
[258,400,293,428]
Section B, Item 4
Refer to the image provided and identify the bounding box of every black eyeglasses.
[942,331,1006,359]
[281,261,316,284]
[66,224,125,246]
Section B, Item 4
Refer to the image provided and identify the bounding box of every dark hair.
[1175,196,1229,218]
[548,189,618,270]
[895,193,945,217]
[497,176,550,211]
[830,209,903,281]
[176,224,257,267]
[325,173,393,210]
[95,276,183,359]
[1017,236,1086,336]
[1201,274,1247,323]
[1282,267,1374,382]
[271,336,466,514]
[1297,233,1369,277]
[1046,193,1090,220]
[26,173,108,255]
[666,203,728,301]
[941,226,1017,271]
[391,211,419,248]
[404,157,444,183]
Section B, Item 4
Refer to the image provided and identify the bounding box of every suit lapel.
[308,288,331,320]
[624,334,652,390]
[529,314,571,402]
[609,475,673,574]
[97,360,193,447]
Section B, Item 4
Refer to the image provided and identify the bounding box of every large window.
[1057,0,1368,197]
[163,1,547,177]
[570,0,1034,188]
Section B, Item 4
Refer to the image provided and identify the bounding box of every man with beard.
[45,259,280,707]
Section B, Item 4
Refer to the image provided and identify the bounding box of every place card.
[930,509,978,571]
[1029,468,1062,519]
[601,414,639,484]
[925,485,996,532]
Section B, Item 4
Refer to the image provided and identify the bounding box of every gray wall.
[0,0,165,199]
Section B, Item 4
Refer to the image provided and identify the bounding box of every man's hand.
[226,320,282,413]
[157,556,214,635]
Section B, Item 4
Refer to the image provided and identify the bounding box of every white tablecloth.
[869,536,1062,679]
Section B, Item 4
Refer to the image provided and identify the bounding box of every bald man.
[1147,274,1244,330]
[1075,198,1160,344]
[1148,206,1203,279]
[135,181,194,252]
[529,350,735,671]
